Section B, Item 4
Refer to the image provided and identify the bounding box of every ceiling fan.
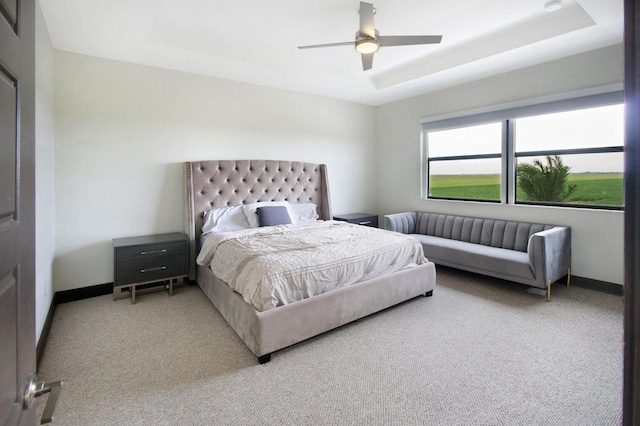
[297,2,442,71]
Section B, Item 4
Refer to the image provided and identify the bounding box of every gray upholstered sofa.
[384,212,571,301]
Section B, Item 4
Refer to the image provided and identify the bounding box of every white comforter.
[196,220,427,312]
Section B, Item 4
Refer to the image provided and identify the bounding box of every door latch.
[24,374,64,424]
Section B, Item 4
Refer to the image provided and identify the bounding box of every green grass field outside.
[429,173,623,206]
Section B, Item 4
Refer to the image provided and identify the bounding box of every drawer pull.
[140,249,167,255]
[140,266,167,273]
[358,221,371,225]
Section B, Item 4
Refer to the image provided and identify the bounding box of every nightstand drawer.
[115,241,186,262]
[115,254,188,287]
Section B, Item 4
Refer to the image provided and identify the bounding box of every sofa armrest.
[527,227,571,286]
[384,212,418,234]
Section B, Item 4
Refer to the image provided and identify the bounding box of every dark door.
[0,0,37,425]
[624,1,640,424]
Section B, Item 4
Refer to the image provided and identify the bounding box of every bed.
[184,160,436,363]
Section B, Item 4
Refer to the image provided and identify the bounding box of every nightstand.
[333,213,379,228]
[112,232,188,304]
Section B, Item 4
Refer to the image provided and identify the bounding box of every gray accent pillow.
[256,206,292,227]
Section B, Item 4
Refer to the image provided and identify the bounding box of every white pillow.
[243,201,290,228]
[202,205,251,235]
[288,203,319,224]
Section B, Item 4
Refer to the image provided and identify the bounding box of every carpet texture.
[37,268,623,425]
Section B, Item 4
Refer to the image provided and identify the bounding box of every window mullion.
[504,119,515,204]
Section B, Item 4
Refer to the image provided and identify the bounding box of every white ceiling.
[39,0,622,106]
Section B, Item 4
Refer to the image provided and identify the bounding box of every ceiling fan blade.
[359,2,375,38]
[298,41,354,49]
[378,35,443,47]
[361,53,373,71]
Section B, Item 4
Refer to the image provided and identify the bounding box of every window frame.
[421,91,624,210]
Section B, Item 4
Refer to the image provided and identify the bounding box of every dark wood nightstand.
[112,232,188,303]
[333,213,379,228]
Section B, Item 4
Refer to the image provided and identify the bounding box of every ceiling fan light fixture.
[356,39,379,54]
[544,0,562,12]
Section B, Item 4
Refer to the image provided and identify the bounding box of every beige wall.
[35,1,56,342]
[376,44,624,285]
[53,51,377,291]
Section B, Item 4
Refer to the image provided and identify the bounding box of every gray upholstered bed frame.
[184,160,436,363]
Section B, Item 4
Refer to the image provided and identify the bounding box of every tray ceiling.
[39,0,622,105]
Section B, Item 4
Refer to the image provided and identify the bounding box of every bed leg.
[424,290,433,297]
[258,354,271,364]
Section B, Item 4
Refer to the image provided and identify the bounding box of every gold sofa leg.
[546,269,570,302]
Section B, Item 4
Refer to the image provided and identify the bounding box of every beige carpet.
[37,268,623,425]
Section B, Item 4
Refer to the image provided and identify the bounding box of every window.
[427,122,502,201]
[514,105,624,207]
[421,92,624,209]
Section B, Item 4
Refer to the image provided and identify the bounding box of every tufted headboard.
[184,160,332,280]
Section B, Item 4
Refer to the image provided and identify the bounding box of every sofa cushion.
[415,212,549,252]
[413,235,535,280]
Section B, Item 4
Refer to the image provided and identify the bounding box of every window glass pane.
[516,153,623,207]
[427,122,502,157]
[429,159,501,201]
[515,104,623,152]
